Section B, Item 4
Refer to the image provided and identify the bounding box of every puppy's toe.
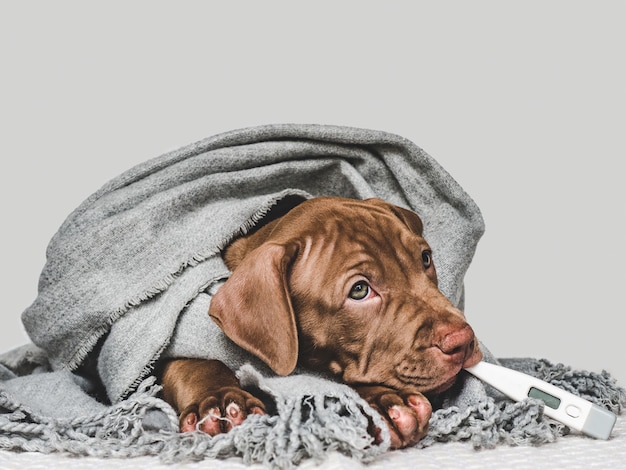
[356,385,432,449]
[396,393,431,446]
[198,405,223,435]
[407,393,432,431]
[180,410,199,433]
[183,387,267,435]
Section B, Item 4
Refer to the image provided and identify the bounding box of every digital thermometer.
[465,361,617,440]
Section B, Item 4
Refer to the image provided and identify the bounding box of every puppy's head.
[209,197,482,394]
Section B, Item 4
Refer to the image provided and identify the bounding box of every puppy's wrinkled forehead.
[278,198,426,272]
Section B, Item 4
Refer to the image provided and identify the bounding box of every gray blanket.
[1,124,623,467]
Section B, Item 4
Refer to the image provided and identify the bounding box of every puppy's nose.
[435,323,475,364]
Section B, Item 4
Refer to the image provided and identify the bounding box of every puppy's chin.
[426,353,484,396]
[430,347,483,394]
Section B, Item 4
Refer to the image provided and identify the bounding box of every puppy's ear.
[209,242,299,376]
[367,198,424,235]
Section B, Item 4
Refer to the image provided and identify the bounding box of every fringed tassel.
[0,377,179,458]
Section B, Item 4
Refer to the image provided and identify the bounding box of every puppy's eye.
[422,250,433,269]
[348,281,371,301]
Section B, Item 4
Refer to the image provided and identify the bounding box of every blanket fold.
[1,124,623,467]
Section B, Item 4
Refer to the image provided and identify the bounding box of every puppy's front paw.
[355,385,431,449]
[179,386,266,435]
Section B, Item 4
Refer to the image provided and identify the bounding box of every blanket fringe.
[0,377,179,457]
[419,397,562,449]
[157,393,387,469]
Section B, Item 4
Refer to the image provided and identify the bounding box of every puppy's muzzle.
[434,322,479,367]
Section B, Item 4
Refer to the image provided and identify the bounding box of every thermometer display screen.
[528,387,561,409]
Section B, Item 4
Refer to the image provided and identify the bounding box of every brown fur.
[161,197,482,448]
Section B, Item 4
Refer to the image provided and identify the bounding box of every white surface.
[1,416,624,469]
[1,0,624,417]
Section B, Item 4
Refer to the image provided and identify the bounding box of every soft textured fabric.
[1,125,623,467]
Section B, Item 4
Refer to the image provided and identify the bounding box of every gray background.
[1,1,624,386]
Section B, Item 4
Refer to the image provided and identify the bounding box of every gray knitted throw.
[1,125,624,467]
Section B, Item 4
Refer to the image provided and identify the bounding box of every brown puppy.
[161,197,482,448]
